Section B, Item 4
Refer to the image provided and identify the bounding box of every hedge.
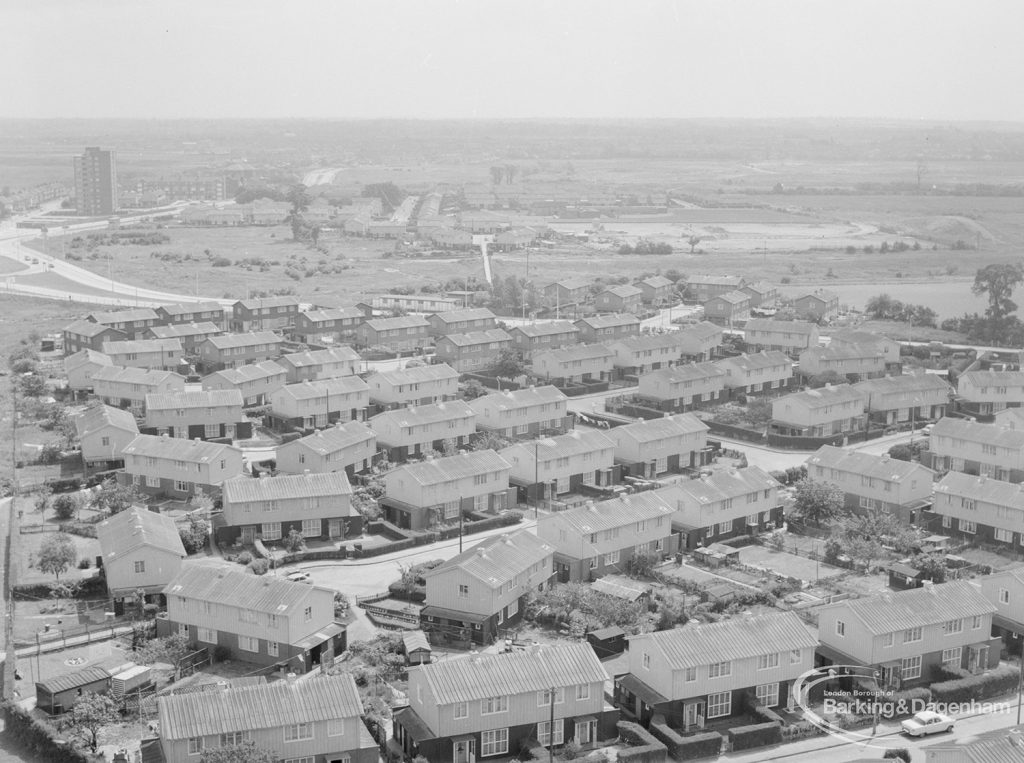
[616,721,668,763]
[649,715,720,761]
[931,664,1019,705]
[12,574,107,601]
[1,700,103,762]
[727,722,782,751]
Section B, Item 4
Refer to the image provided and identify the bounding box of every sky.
[4,0,1024,121]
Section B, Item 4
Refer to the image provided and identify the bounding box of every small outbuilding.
[402,630,432,665]
[36,666,111,714]
[586,625,626,659]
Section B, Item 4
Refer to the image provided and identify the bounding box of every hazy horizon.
[5,0,1024,122]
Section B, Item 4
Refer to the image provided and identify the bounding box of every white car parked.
[901,710,954,737]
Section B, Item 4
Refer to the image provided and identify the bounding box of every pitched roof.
[440,329,512,347]
[534,343,615,363]
[92,366,182,386]
[959,370,1024,388]
[777,384,864,410]
[223,471,352,503]
[806,445,933,482]
[430,308,497,324]
[64,349,113,372]
[36,666,111,694]
[391,449,511,486]
[795,289,839,302]
[74,404,139,437]
[686,275,744,287]
[205,360,286,385]
[935,471,1024,506]
[826,580,995,635]
[576,313,640,330]
[164,565,327,616]
[157,301,224,317]
[852,374,951,399]
[607,333,685,353]
[630,611,816,669]
[551,491,675,534]
[145,390,243,411]
[707,289,750,305]
[613,413,709,444]
[88,308,160,324]
[159,673,362,740]
[676,321,724,342]
[374,363,459,385]
[744,318,818,335]
[661,466,780,505]
[97,505,186,560]
[500,429,615,461]
[549,277,591,290]
[644,362,726,384]
[370,400,474,429]
[64,319,121,338]
[301,307,366,322]
[931,417,1024,448]
[103,339,183,356]
[280,347,361,369]
[148,322,221,339]
[363,315,431,331]
[601,285,643,299]
[638,276,673,289]
[743,280,776,295]
[414,642,607,705]
[234,296,300,310]
[276,376,369,401]
[511,320,579,338]
[830,329,896,346]
[205,331,281,350]
[471,385,568,410]
[801,343,885,361]
[716,350,792,372]
[123,433,239,463]
[284,420,376,454]
[427,530,555,586]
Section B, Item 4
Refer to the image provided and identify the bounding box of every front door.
[241,526,256,544]
[575,719,596,745]
[454,739,475,763]
[328,519,342,539]
[684,701,705,730]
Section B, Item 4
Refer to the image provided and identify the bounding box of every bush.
[211,256,232,267]
[248,558,270,575]
[883,750,911,762]
[561,739,582,760]
[52,494,79,521]
[77,558,91,569]
[930,663,1018,705]
[1,700,100,762]
[727,722,782,751]
[616,721,667,763]
[649,715,721,761]
[235,550,253,565]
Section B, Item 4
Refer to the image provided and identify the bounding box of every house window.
[942,647,962,669]
[101,436,110,447]
[238,635,259,652]
[197,627,217,644]
[901,655,922,680]
[942,515,952,529]
[284,723,313,742]
[538,720,564,747]
[604,549,620,566]
[708,661,731,678]
[481,728,509,757]
[146,475,161,488]
[261,522,281,541]
[538,688,564,707]
[707,691,731,719]
[836,621,846,637]
[204,423,220,439]
[959,519,977,534]
[187,737,203,755]
[454,702,468,720]
[943,619,963,635]
[134,561,145,574]
[328,719,346,737]
[458,584,470,598]
[972,615,983,629]
[883,633,894,648]
[481,695,508,715]
[903,627,922,643]
[219,732,245,746]
[442,501,460,520]
[304,606,312,622]
[642,653,650,670]
[267,641,279,657]
[755,683,779,708]
[684,667,697,682]
[576,684,590,700]
[506,598,518,618]
[758,652,780,670]
[716,521,731,536]
[995,528,1014,543]
[178,623,189,637]
[301,519,320,538]
[174,480,191,493]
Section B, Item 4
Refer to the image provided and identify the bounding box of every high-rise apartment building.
[73,147,118,215]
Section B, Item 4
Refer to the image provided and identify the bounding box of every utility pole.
[534,440,540,518]
[548,686,556,763]
[458,497,464,553]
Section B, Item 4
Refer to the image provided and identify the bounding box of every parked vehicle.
[901,710,954,736]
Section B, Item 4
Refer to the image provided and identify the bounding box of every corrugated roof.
[301,307,366,322]
[550,277,590,290]
[613,413,709,444]
[97,506,186,560]
[145,390,243,411]
[157,301,223,317]
[806,445,933,482]
[707,290,749,305]
[440,329,512,347]
[64,349,112,372]
[644,361,726,384]
[370,400,474,429]
[93,366,182,385]
[795,289,839,302]
[103,339,182,356]
[159,673,362,740]
[829,580,995,635]
[852,374,952,397]
[602,285,643,299]
[744,318,817,335]
[960,370,1024,388]
[511,320,578,338]
[223,472,352,503]
[535,344,615,363]
[280,347,361,368]
[472,385,568,414]
[778,384,864,409]
[717,350,792,372]
[416,642,607,705]
[801,343,885,362]
[403,630,431,653]
[607,333,685,353]
[431,308,497,324]
[89,308,160,324]
[830,329,895,346]
[931,417,1024,448]
[551,491,675,534]
[74,404,139,438]
[148,322,221,339]
[123,433,240,463]
[576,314,640,330]
[364,315,431,331]
[276,376,369,401]
[205,331,281,350]
[391,449,511,486]
[935,471,1024,506]
[500,429,615,462]
[661,466,780,505]
[374,364,459,385]
[64,319,122,338]
[677,321,724,342]
[591,576,649,601]
[36,666,111,694]
[235,296,300,310]
[686,275,744,286]
[163,566,325,616]
[743,281,775,295]
[427,529,554,586]
[205,360,286,385]
[284,420,376,455]
[630,611,816,669]
[638,276,673,289]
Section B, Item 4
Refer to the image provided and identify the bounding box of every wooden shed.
[402,630,432,665]
[587,626,626,659]
[36,666,111,714]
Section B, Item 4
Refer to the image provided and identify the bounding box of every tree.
[68,692,119,752]
[686,235,701,253]
[200,741,278,763]
[470,430,513,452]
[52,493,81,521]
[286,184,311,241]
[790,479,845,526]
[90,477,140,514]
[284,528,306,553]
[807,370,845,389]
[19,374,47,397]
[489,348,526,379]
[179,517,209,554]
[36,531,76,581]
[489,166,504,185]
[832,508,918,570]
[972,263,1024,339]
